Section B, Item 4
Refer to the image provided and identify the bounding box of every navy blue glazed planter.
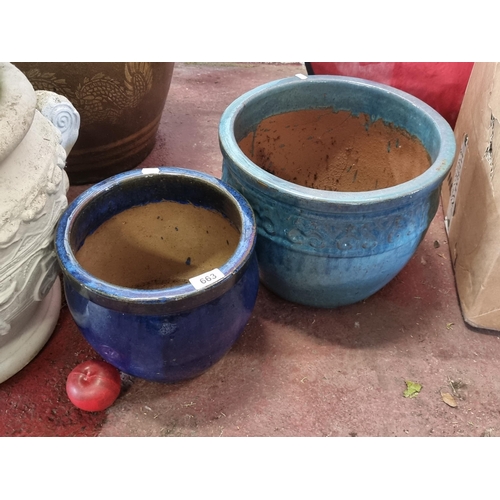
[55,167,259,383]
[219,75,456,308]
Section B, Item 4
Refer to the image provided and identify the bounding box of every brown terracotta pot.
[13,62,175,184]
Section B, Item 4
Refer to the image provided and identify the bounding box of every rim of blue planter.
[219,75,457,206]
[55,167,257,315]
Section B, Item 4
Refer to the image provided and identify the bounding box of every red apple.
[66,360,121,412]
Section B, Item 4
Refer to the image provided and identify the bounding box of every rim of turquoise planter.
[219,75,457,206]
[55,167,257,315]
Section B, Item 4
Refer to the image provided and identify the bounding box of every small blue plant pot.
[55,167,259,383]
[219,75,456,308]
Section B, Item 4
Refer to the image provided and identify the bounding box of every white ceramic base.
[0,277,61,384]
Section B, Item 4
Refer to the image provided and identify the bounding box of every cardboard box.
[441,62,500,331]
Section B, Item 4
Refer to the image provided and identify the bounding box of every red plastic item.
[306,62,474,128]
[66,360,122,412]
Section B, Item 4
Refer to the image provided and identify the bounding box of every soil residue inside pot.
[75,201,240,289]
[238,109,432,192]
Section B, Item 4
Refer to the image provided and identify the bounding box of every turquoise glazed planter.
[55,167,259,382]
[219,75,456,308]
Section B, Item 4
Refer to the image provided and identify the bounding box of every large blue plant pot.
[55,167,259,383]
[219,75,456,308]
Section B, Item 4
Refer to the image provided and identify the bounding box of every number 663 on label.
[189,268,225,290]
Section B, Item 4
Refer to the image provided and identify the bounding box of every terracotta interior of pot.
[75,200,240,290]
[238,108,432,192]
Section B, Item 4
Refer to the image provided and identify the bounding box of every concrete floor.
[2,62,500,437]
